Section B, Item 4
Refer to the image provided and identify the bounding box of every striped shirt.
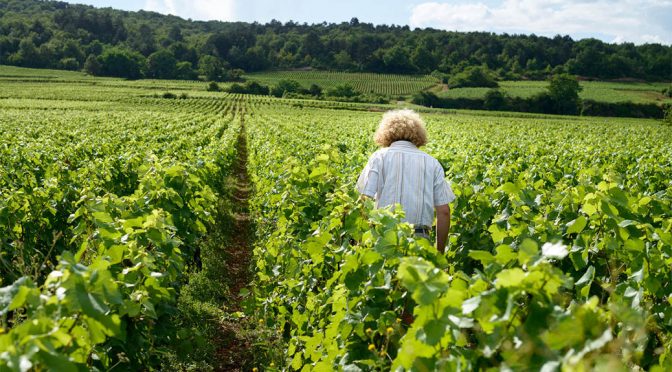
[356,140,455,227]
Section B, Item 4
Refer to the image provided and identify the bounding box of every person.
[356,109,455,253]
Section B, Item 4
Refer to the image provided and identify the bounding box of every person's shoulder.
[372,147,389,157]
[418,149,439,162]
[422,152,444,169]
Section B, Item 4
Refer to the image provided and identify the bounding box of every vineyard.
[438,80,672,105]
[245,70,438,96]
[1,68,672,371]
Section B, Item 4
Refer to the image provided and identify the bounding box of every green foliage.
[0,88,242,370]
[1,0,671,82]
[83,54,101,75]
[175,61,198,80]
[547,73,582,115]
[206,81,221,92]
[448,66,499,88]
[327,84,357,98]
[271,79,303,97]
[483,89,507,110]
[308,83,322,97]
[244,102,672,370]
[99,47,145,79]
[247,70,435,96]
[199,55,226,82]
[663,86,672,98]
[147,49,178,79]
[1,67,672,371]
[228,81,270,95]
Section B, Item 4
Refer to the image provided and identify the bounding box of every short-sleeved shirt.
[356,140,455,227]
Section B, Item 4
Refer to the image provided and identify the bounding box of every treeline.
[0,0,670,81]
[413,74,668,119]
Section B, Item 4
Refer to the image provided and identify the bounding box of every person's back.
[357,109,455,252]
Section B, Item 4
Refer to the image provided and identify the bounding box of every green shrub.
[271,79,302,97]
[206,81,221,92]
[326,84,357,98]
[448,66,498,88]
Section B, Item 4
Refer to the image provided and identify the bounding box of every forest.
[0,0,670,81]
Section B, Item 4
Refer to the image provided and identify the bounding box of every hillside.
[0,0,670,81]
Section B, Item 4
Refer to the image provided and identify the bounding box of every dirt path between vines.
[215,120,255,371]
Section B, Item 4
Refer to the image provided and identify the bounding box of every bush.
[411,91,442,107]
[162,92,177,99]
[547,73,582,115]
[228,81,270,95]
[308,83,323,97]
[59,57,80,71]
[664,105,672,125]
[483,89,507,110]
[448,66,498,88]
[206,82,221,92]
[271,79,302,97]
[327,84,357,98]
[99,47,145,79]
[176,61,198,80]
[663,86,672,98]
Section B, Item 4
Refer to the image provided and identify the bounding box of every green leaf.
[488,224,507,243]
[37,351,78,372]
[468,250,495,265]
[498,182,520,194]
[566,215,587,235]
[0,277,34,316]
[495,245,517,265]
[576,266,595,298]
[418,319,447,346]
[517,238,538,265]
[495,268,526,288]
[624,238,644,252]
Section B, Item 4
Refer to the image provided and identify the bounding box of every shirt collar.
[389,140,418,149]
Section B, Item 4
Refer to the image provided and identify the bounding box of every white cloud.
[410,0,672,45]
[144,0,235,21]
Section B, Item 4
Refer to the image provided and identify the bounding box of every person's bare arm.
[435,204,451,254]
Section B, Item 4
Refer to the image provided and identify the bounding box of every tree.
[168,25,183,42]
[333,50,353,70]
[411,41,437,73]
[59,57,79,70]
[175,61,197,80]
[327,84,357,98]
[130,23,156,56]
[271,79,302,97]
[146,49,177,79]
[448,66,498,88]
[309,83,322,97]
[99,47,145,79]
[484,89,507,110]
[83,54,101,75]
[547,73,582,115]
[663,105,672,125]
[383,46,414,73]
[199,55,225,81]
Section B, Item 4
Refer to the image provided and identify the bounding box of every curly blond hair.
[374,109,428,147]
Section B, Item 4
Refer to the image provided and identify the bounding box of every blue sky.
[66,0,672,45]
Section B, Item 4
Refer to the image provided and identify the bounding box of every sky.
[66,0,672,45]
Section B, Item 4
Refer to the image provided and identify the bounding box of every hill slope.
[0,0,670,81]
